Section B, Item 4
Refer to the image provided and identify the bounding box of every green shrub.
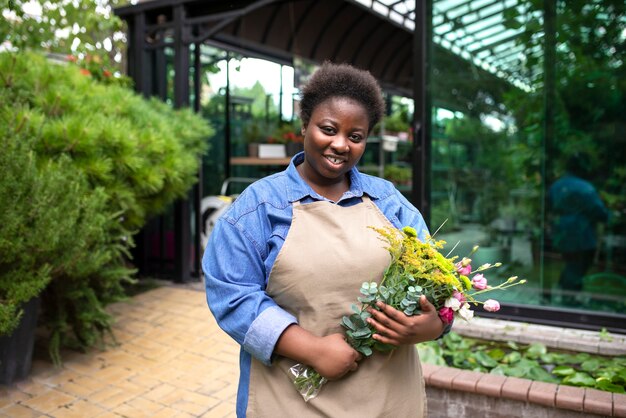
[0,129,123,348]
[2,52,212,229]
[0,51,213,362]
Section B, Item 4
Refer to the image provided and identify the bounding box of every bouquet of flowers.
[290,225,525,401]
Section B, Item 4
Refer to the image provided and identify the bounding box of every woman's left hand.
[366,295,445,345]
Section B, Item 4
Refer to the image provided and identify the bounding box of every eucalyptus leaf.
[351,329,372,339]
[358,346,373,357]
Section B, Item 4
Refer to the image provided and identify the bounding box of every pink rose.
[472,274,488,290]
[483,299,500,312]
[453,291,466,304]
[438,307,454,324]
[455,262,472,276]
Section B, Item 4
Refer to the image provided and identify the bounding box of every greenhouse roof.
[364,0,538,91]
[115,0,537,96]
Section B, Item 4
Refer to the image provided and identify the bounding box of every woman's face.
[300,96,369,186]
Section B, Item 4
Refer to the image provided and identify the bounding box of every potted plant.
[244,120,266,158]
[383,164,412,187]
[267,123,304,157]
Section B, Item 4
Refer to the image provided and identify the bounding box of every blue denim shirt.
[202,152,428,416]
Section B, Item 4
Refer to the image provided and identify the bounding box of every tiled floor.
[0,284,239,417]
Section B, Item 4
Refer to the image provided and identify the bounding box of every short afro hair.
[298,62,385,133]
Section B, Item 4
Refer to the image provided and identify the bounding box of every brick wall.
[422,363,625,417]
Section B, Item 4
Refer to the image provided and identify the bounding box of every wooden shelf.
[230,157,292,166]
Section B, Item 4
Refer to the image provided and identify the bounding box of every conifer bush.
[0,52,212,362]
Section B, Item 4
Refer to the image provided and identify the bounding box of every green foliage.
[383,164,412,185]
[502,0,625,233]
[418,332,626,394]
[0,121,129,353]
[0,51,212,362]
[1,0,129,80]
[382,112,410,133]
[444,117,520,227]
[2,52,212,230]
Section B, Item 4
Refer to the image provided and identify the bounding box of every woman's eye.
[350,134,364,142]
[321,126,335,134]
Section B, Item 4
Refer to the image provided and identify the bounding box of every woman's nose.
[330,135,350,153]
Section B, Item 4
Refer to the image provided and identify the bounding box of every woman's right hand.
[274,326,361,380]
[309,333,362,380]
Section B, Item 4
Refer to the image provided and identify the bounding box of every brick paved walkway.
[0,285,238,417]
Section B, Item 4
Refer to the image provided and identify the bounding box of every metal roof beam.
[436,0,521,38]
[469,32,523,55]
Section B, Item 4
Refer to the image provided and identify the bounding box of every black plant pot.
[0,296,40,384]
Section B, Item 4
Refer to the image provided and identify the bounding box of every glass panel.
[360,95,414,198]
[430,0,625,315]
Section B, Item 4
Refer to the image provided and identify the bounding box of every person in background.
[202,62,446,417]
[549,153,610,304]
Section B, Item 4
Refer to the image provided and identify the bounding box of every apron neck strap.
[292,194,371,206]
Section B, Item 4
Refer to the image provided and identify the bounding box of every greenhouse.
[114,0,626,333]
[2,0,625,416]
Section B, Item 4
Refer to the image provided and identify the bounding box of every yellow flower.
[402,226,417,237]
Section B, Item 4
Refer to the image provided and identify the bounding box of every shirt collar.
[285,152,380,202]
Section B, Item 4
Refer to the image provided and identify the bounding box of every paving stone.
[0,404,41,418]
[48,399,107,418]
[19,389,77,414]
[201,401,237,418]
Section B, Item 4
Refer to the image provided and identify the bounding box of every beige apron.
[247,196,426,417]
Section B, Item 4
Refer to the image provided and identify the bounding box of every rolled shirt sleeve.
[203,218,297,366]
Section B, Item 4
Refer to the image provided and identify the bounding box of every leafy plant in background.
[267,123,304,145]
[1,0,129,83]
[0,51,212,362]
[383,164,412,186]
[418,331,626,394]
[443,116,520,231]
[502,0,625,238]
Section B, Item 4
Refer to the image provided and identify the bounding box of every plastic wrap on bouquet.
[290,363,327,402]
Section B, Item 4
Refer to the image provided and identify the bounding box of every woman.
[203,62,445,417]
